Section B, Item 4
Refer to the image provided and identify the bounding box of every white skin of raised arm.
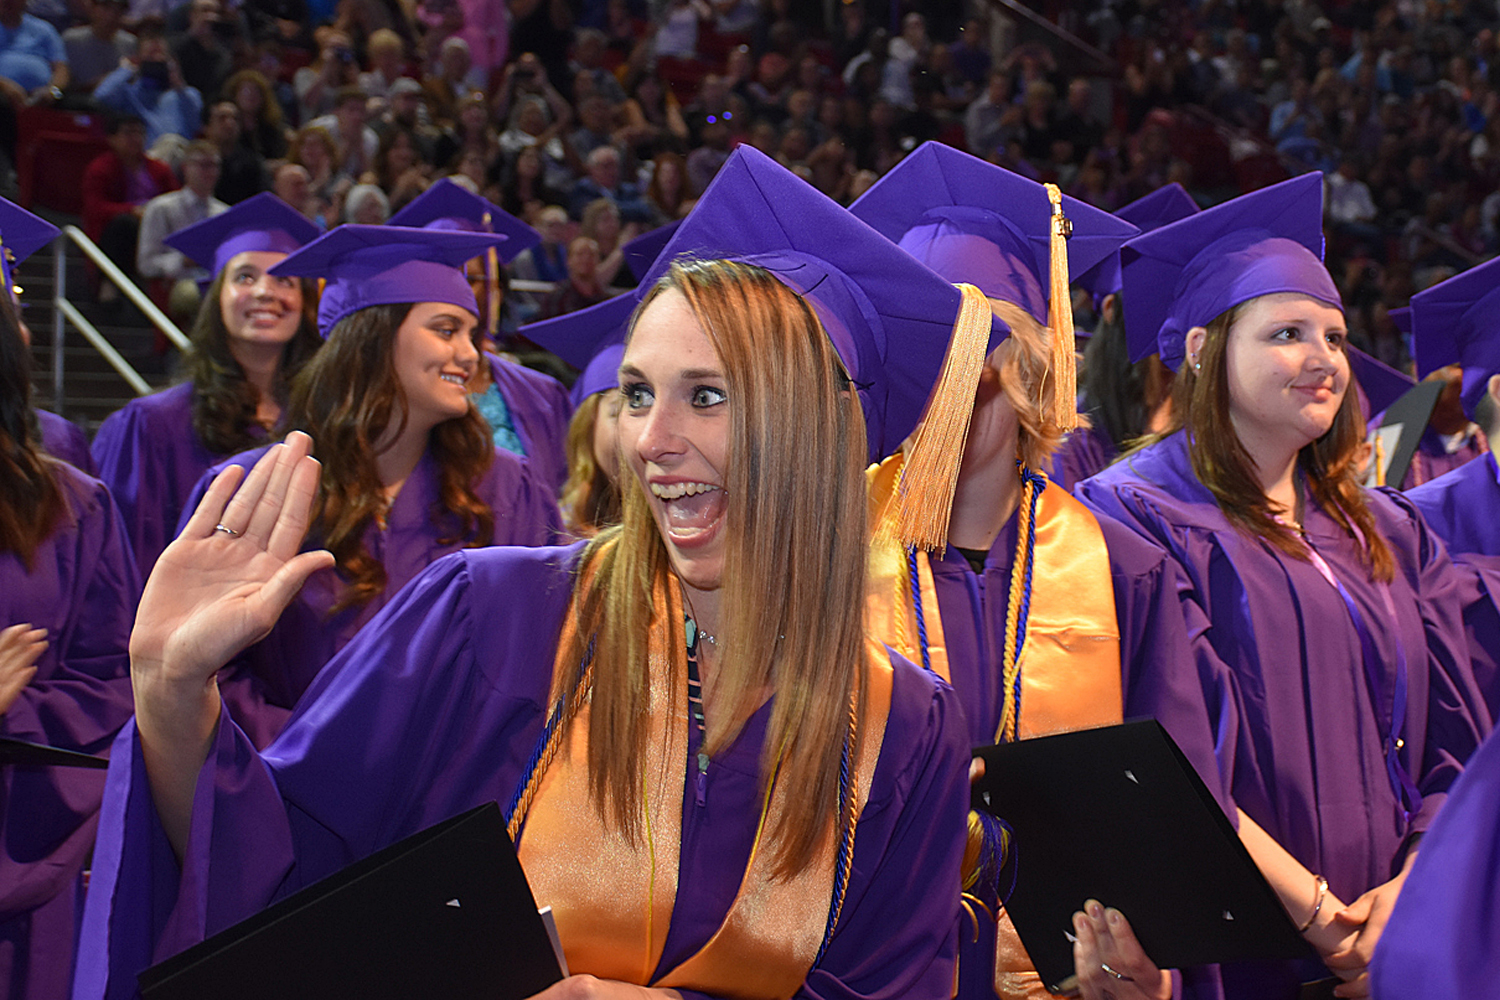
[129,431,334,860]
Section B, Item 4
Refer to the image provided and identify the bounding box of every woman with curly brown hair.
[172,223,559,748]
[224,68,288,161]
[92,193,324,582]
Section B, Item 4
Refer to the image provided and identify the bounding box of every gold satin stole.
[517,570,893,1000]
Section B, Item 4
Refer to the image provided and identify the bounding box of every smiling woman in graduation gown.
[74,147,971,1000]
[171,223,561,748]
[90,193,325,580]
[1075,175,1490,998]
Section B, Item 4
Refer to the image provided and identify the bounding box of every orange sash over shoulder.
[866,453,1122,739]
[516,567,893,1000]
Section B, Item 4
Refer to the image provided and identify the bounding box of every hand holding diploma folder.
[138,802,566,999]
[971,720,1311,995]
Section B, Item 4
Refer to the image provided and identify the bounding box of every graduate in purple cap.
[90,192,324,581]
[1052,183,1200,490]
[76,145,969,1000]
[522,295,637,539]
[851,140,1241,1000]
[0,281,140,1000]
[1383,300,1492,490]
[1403,258,1500,717]
[389,178,572,490]
[1075,173,1490,999]
[166,224,561,749]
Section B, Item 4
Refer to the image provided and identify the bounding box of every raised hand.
[0,624,46,716]
[1072,901,1171,1000]
[131,432,333,859]
[132,432,334,688]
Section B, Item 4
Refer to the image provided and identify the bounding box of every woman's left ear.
[1184,326,1208,372]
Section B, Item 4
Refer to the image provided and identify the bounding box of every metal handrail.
[986,0,1117,72]
[50,225,188,409]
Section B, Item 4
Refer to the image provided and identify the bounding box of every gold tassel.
[894,283,992,552]
[482,210,500,340]
[1044,183,1078,432]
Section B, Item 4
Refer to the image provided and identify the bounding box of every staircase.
[22,211,178,441]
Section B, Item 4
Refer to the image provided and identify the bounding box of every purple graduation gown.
[74,544,969,1000]
[1370,722,1500,1000]
[89,384,226,581]
[36,410,98,477]
[488,354,572,492]
[1407,452,1500,720]
[176,445,562,749]
[1043,423,1116,492]
[933,498,1233,1000]
[1075,432,1489,975]
[1,464,140,1000]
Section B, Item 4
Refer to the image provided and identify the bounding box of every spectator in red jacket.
[81,112,179,296]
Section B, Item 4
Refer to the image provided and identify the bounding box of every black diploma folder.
[0,736,108,768]
[138,801,565,1000]
[972,720,1310,993]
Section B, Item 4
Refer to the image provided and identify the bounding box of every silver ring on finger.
[214,523,241,537]
[1101,963,1134,982]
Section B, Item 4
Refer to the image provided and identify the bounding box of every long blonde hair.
[558,390,622,538]
[564,259,871,877]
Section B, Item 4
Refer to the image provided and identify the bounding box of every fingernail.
[1106,908,1122,925]
[1088,901,1103,919]
[1073,913,1086,932]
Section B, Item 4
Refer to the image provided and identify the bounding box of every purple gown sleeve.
[75,548,576,1000]
[488,354,573,493]
[37,409,99,477]
[91,387,216,580]
[1374,488,1492,844]
[1371,724,1500,1000]
[1099,514,1240,819]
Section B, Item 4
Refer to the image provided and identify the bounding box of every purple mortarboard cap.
[387,178,540,264]
[0,197,59,298]
[1121,173,1341,370]
[269,224,507,335]
[624,220,680,282]
[574,343,627,406]
[521,292,637,405]
[1347,345,1415,423]
[849,141,1138,326]
[164,193,320,277]
[1410,255,1500,416]
[641,144,991,463]
[1075,183,1199,302]
[1388,306,1412,335]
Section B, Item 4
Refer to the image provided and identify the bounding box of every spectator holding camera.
[294,27,359,123]
[93,20,202,146]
